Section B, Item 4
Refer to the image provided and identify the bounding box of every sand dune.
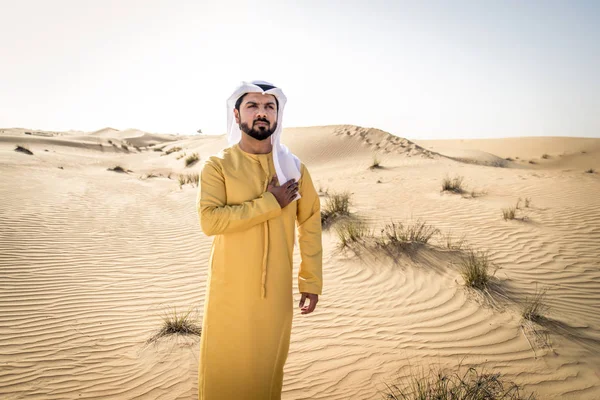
[1,126,599,399]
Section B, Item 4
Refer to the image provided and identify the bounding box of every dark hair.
[235,83,279,112]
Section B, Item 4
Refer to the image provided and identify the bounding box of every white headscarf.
[226,80,301,188]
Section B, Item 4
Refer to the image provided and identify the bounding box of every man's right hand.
[267,177,298,208]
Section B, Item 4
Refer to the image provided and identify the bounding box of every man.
[196,81,323,399]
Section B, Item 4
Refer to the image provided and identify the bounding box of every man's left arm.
[296,164,322,314]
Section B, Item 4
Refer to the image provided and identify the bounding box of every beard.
[239,119,278,141]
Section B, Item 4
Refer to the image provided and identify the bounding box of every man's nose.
[256,106,268,118]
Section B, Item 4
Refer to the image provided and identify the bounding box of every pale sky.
[1,0,599,139]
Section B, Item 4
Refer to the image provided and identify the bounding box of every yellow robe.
[196,143,323,400]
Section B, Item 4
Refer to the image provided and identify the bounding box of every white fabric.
[226,81,302,196]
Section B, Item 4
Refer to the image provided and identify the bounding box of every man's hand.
[299,292,318,315]
[267,177,298,209]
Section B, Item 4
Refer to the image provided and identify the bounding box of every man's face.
[234,92,278,141]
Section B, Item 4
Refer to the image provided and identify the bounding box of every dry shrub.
[378,220,439,248]
[521,288,549,323]
[460,250,493,290]
[336,219,440,257]
[335,220,370,249]
[146,307,201,345]
[321,191,351,226]
[502,207,516,221]
[369,153,382,169]
[166,146,183,155]
[178,173,199,188]
[384,365,536,399]
[442,231,467,250]
[441,175,465,193]
[502,198,529,221]
[185,153,200,167]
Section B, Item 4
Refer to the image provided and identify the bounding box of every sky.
[1,0,599,139]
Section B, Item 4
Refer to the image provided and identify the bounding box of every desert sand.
[1,125,599,399]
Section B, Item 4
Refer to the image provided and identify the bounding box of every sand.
[1,125,599,399]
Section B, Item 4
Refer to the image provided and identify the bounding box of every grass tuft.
[121,143,129,151]
[15,145,33,155]
[384,365,536,399]
[321,191,351,226]
[585,168,595,174]
[185,153,200,167]
[186,173,199,186]
[166,146,183,155]
[146,307,202,345]
[460,250,493,290]
[178,173,199,188]
[369,153,382,169]
[502,207,516,221]
[502,198,529,220]
[441,175,465,193]
[521,288,549,323]
[335,220,370,249]
[378,220,439,248]
[541,154,550,159]
[442,231,467,250]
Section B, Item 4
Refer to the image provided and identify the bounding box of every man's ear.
[234,108,240,124]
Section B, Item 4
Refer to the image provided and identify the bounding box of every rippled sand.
[1,126,599,399]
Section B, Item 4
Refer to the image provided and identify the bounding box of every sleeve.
[197,160,282,236]
[296,164,323,295]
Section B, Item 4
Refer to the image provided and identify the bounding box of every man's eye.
[248,104,257,108]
